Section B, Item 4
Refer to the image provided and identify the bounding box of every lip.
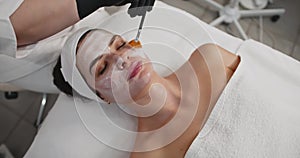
[128,61,143,80]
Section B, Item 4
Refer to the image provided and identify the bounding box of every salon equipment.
[239,0,268,10]
[129,39,142,48]
[135,12,146,42]
[203,0,285,40]
[129,12,147,48]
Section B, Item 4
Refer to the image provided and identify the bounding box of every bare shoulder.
[197,43,240,69]
[197,43,237,58]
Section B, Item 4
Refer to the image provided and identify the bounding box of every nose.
[106,53,128,70]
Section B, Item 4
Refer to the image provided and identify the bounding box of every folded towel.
[185,40,300,158]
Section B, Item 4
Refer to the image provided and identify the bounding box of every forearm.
[11,0,155,46]
[10,0,80,46]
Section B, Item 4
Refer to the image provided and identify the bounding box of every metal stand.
[35,93,47,129]
[4,91,18,99]
[205,0,285,39]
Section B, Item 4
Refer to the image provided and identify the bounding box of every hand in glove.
[127,0,156,17]
[76,0,155,19]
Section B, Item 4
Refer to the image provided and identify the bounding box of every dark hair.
[52,56,74,96]
[52,30,92,96]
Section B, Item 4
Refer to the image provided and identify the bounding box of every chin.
[130,73,154,101]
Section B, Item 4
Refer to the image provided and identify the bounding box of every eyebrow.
[88,35,119,75]
[109,35,119,46]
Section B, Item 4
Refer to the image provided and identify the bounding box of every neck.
[132,73,181,132]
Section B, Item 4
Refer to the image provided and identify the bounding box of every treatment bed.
[23,1,300,158]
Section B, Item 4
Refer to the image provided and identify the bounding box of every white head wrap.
[60,27,103,102]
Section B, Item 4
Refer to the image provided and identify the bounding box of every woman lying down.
[52,27,300,158]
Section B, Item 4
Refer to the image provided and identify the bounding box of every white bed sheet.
[24,1,244,158]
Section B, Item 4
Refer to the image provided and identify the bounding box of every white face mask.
[76,29,153,104]
[76,29,114,87]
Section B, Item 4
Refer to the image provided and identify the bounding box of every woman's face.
[76,30,153,104]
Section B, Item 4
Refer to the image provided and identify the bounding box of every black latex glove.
[127,0,156,17]
[102,0,155,17]
[76,0,155,19]
[100,0,133,6]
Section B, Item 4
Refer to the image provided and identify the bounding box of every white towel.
[185,39,300,158]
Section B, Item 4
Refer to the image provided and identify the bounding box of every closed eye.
[98,62,107,76]
[117,42,126,50]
